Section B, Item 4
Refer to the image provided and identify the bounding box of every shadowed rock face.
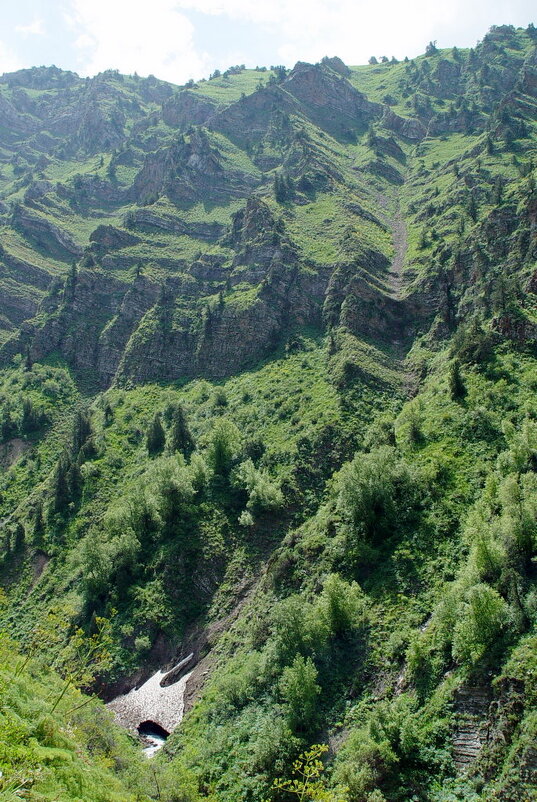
[89,225,141,252]
[207,61,380,148]
[123,208,225,241]
[0,93,38,141]
[209,84,299,148]
[381,109,426,141]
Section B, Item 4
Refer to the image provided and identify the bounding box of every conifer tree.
[33,501,46,544]
[64,262,78,303]
[51,453,72,514]
[449,359,466,400]
[168,404,195,457]
[146,412,166,456]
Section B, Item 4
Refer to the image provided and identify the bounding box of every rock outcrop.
[124,208,224,241]
[283,61,381,139]
[162,90,217,129]
[452,684,492,771]
[11,204,83,259]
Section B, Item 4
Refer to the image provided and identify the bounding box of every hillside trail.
[386,205,407,301]
[374,188,418,395]
[375,190,408,301]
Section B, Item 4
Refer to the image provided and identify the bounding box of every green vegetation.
[1,22,537,802]
[0,630,152,801]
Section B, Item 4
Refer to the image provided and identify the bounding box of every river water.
[142,732,168,757]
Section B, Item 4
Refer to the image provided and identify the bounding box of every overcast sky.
[0,0,535,85]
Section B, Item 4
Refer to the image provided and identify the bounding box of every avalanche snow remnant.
[108,655,194,736]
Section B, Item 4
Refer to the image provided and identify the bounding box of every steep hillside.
[1,23,537,802]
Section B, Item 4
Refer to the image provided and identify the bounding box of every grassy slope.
[0,633,152,801]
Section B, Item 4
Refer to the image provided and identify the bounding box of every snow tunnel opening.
[137,720,170,740]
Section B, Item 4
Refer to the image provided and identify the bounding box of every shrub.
[232,459,283,515]
[279,655,320,732]
[451,318,495,366]
[317,573,366,640]
[80,510,140,596]
[206,419,242,476]
[271,744,348,802]
[336,446,420,545]
[270,594,329,666]
[452,583,510,665]
[145,456,194,531]
[333,725,397,799]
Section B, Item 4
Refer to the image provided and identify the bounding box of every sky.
[0,0,535,85]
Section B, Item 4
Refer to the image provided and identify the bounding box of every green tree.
[32,501,46,545]
[274,172,294,203]
[167,403,195,457]
[71,407,95,460]
[63,262,77,303]
[492,174,504,205]
[20,398,43,434]
[51,452,73,515]
[448,358,466,400]
[146,412,165,456]
[318,574,366,640]
[53,615,114,707]
[146,456,194,534]
[232,459,283,515]
[336,447,419,543]
[207,419,241,476]
[466,190,478,221]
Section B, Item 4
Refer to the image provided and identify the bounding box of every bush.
[279,655,320,732]
[206,419,242,476]
[333,725,397,799]
[317,573,366,640]
[452,583,510,665]
[80,508,140,596]
[451,318,495,366]
[270,594,329,666]
[146,456,194,532]
[336,446,420,545]
[232,459,283,516]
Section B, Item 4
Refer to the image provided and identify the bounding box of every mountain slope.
[1,23,537,802]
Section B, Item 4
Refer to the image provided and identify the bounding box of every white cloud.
[174,0,445,64]
[15,18,46,37]
[66,0,212,82]
[60,0,536,82]
[175,0,535,66]
[0,40,22,74]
